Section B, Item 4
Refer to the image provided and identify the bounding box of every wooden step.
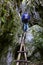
[14,60,30,63]
[17,51,27,53]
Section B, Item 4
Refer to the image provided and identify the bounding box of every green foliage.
[0,0,21,57]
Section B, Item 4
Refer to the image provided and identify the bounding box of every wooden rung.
[14,60,30,63]
[17,51,27,53]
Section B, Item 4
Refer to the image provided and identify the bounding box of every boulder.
[25,25,43,59]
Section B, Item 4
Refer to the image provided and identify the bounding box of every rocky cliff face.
[0,0,43,65]
[23,0,43,26]
[25,25,43,61]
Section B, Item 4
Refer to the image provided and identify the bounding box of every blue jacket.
[21,12,30,21]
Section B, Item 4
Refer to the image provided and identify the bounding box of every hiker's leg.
[23,23,27,32]
[26,23,29,31]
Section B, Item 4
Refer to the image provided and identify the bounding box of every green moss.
[0,0,21,58]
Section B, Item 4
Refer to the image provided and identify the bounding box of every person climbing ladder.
[15,9,31,65]
[21,10,30,32]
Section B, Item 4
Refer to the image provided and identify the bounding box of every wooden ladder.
[15,32,29,65]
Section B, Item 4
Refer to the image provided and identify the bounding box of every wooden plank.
[17,51,27,53]
[24,44,27,65]
[15,60,30,63]
[24,45,27,60]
